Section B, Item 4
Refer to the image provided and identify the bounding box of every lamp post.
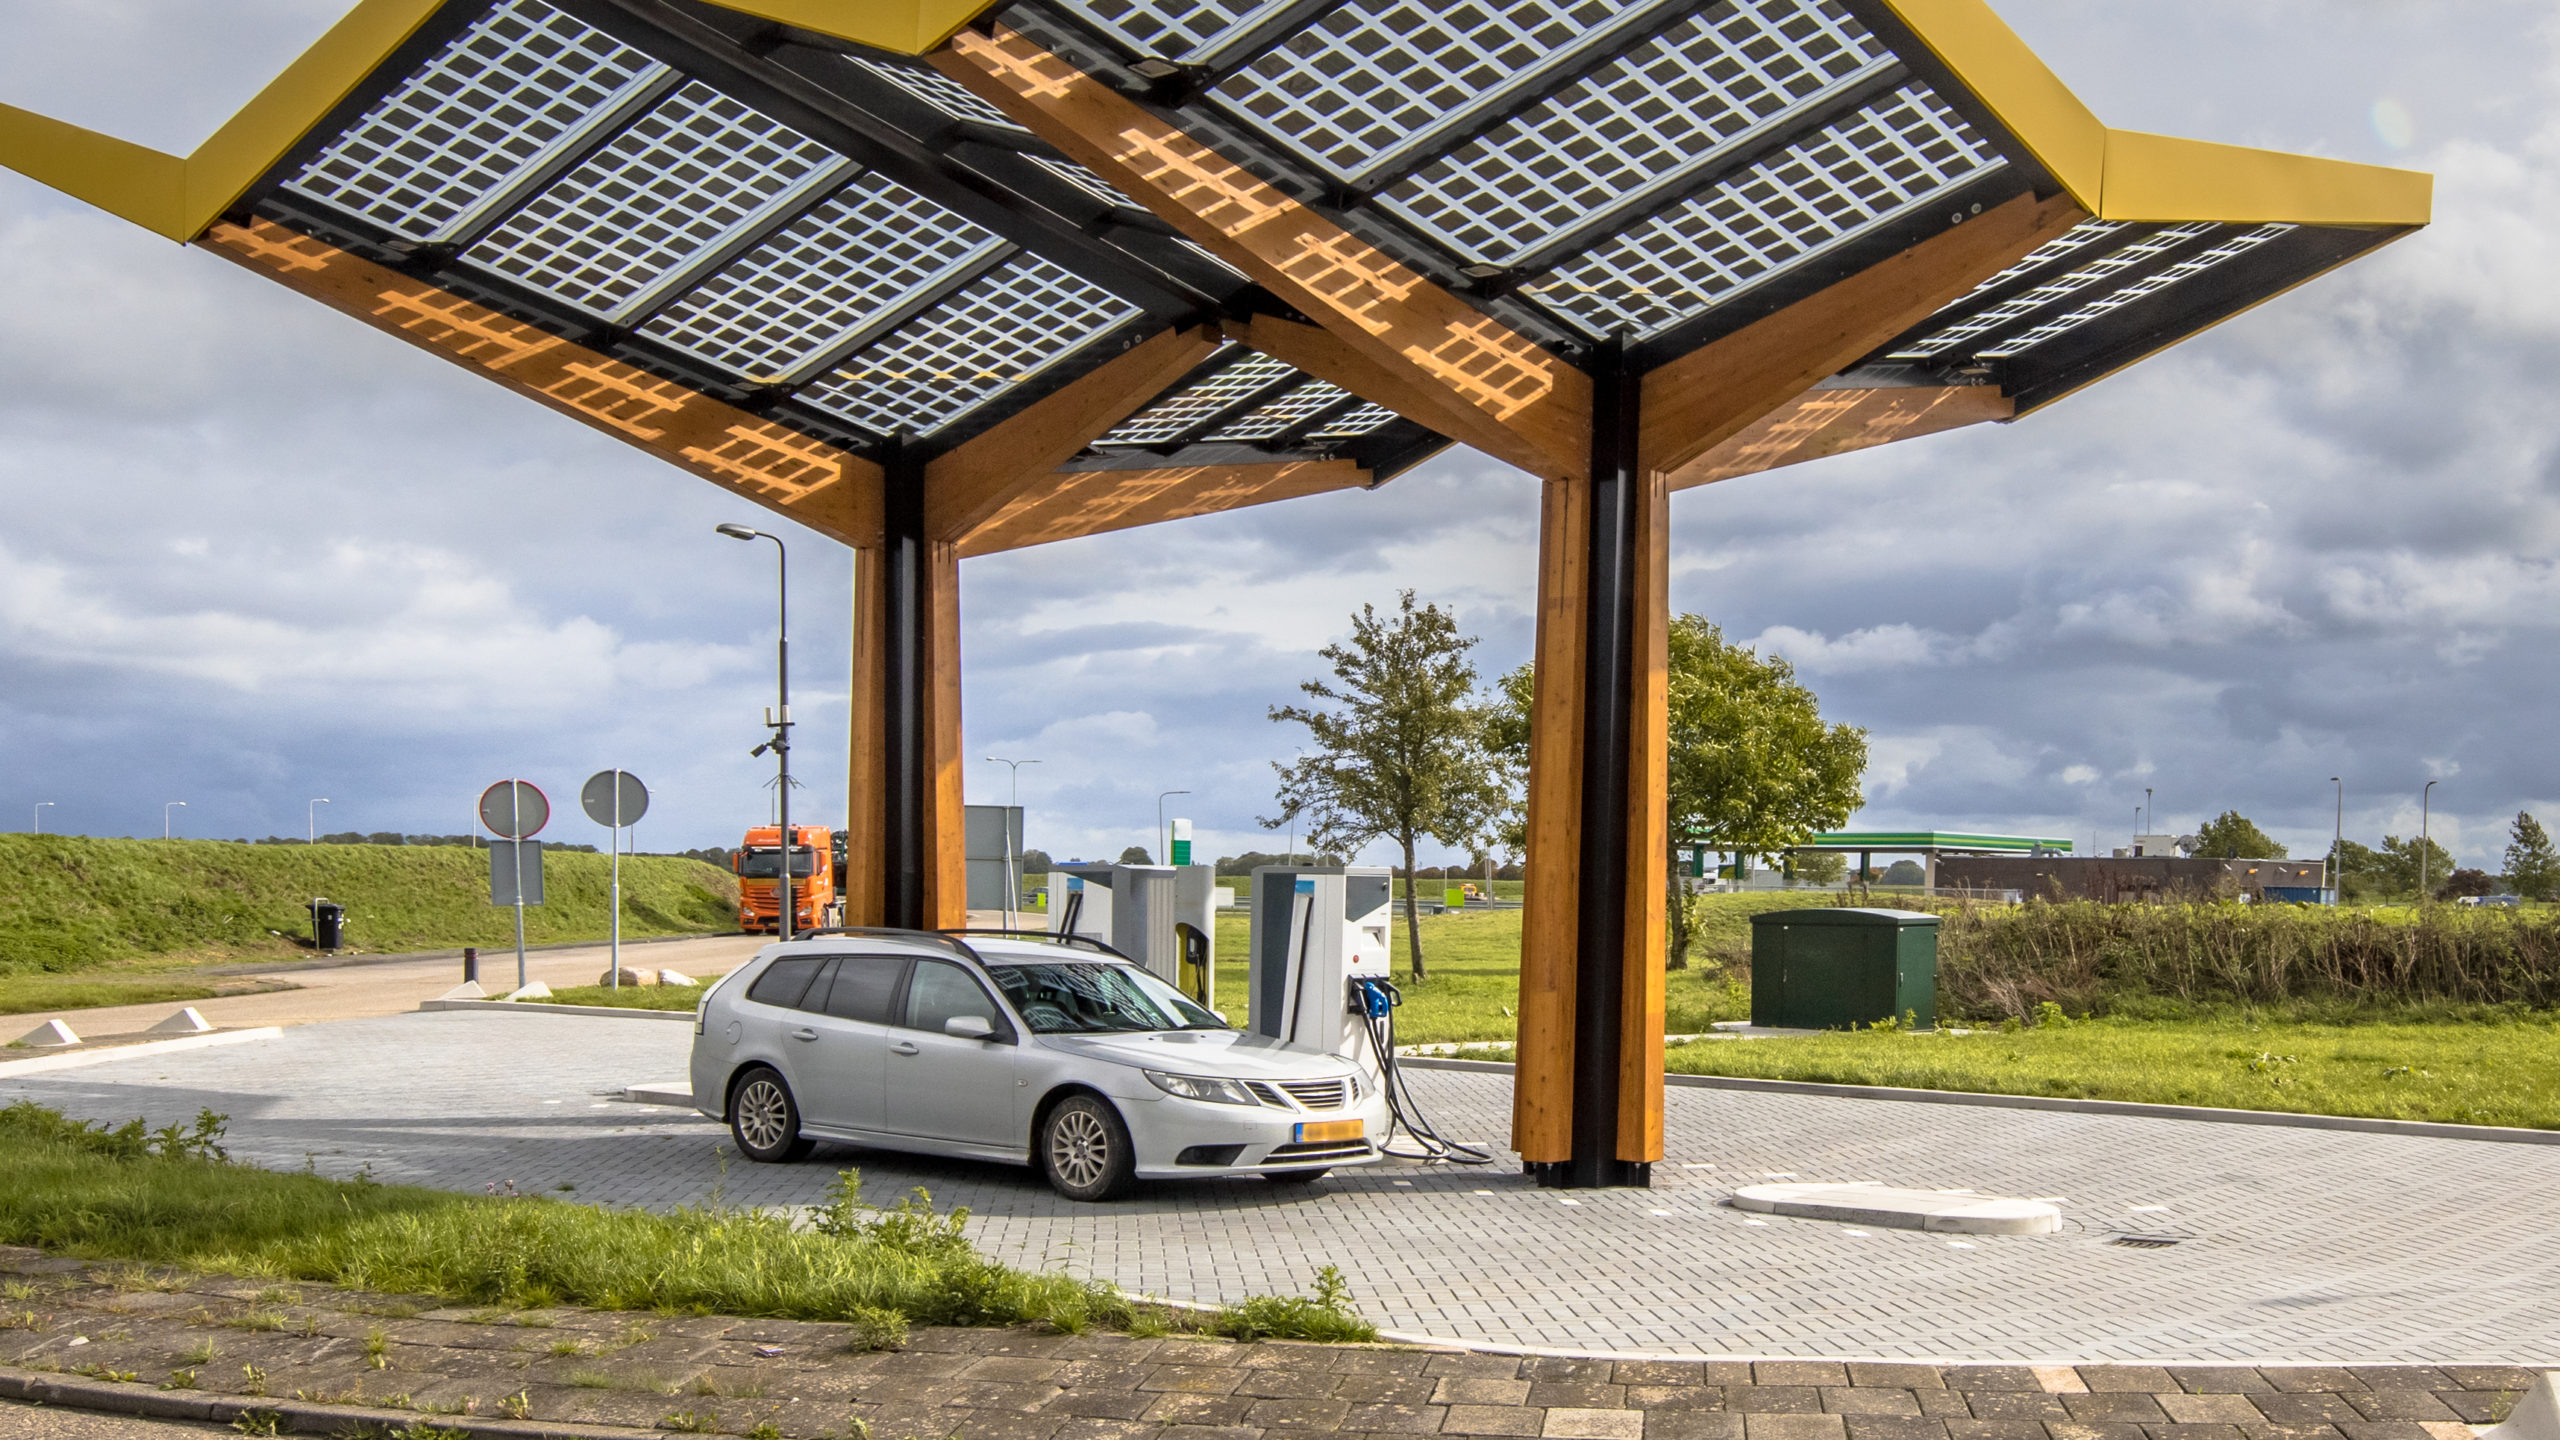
[309,798,330,845]
[2421,779,2439,902]
[717,523,794,941]
[163,801,186,840]
[2145,788,2154,839]
[32,802,52,834]
[1155,789,1190,867]
[2330,778,2343,904]
[986,756,1039,932]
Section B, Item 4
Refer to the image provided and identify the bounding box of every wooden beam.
[957,459,1369,557]
[925,324,1221,542]
[1637,192,2085,481]
[1510,473,1588,1163]
[1617,467,1669,1164]
[1666,385,2012,490]
[843,544,890,927]
[931,28,1588,482]
[201,219,882,545]
[923,538,966,928]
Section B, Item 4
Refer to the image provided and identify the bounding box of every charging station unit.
[1050,862,1226,1007]
[1172,865,1225,1009]
[1245,866,1391,1075]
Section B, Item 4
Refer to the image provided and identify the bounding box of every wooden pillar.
[846,448,966,930]
[1516,341,1668,1188]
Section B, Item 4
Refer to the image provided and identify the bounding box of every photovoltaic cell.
[643,172,1009,380]
[853,56,1028,132]
[1981,225,2294,357]
[1052,0,1285,63]
[1031,155,1143,211]
[286,0,666,239]
[470,82,845,317]
[1526,85,2001,338]
[1383,0,1890,262]
[801,258,1139,436]
[1097,351,1297,444]
[1893,224,2210,358]
[1310,403,1400,439]
[1209,379,1357,441]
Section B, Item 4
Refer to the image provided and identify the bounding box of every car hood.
[1033,1029,1360,1078]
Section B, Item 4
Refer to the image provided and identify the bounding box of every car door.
[791,954,904,1133]
[882,959,1018,1148]
[738,953,831,1095]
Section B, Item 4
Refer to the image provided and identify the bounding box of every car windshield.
[987,961,1226,1034]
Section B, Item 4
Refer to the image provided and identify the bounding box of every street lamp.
[717,522,795,942]
[32,802,52,834]
[309,798,330,845]
[2330,778,2343,904]
[163,801,186,840]
[1156,789,1190,866]
[2421,779,2440,902]
[2145,788,2154,839]
[986,757,1039,933]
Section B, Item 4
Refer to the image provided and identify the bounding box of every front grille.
[1263,1139,1371,1164]
[1244,1080,1287,1108]
[1278,1077,1348,1110]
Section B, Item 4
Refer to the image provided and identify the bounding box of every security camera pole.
[719,523,793,941]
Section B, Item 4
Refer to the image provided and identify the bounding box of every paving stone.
[1745,1416,1848,1440]
[1233,1369,1343,1400]
[1242,1398,1353,1429]
[2333,1425,2439,1440]
[1446,1405,1549,1436]
[1844,1421,1949,1440]
[1647,1417,1744,1440]
[1618,1363,1709,1387]
[1438,1379,1536,1406]
[1733,1389,1825,1415]
[1761,1366,1854,1389]
[1333,1376,1441,1404]
[1823,1389,1923,1416]
[1967,1394,2071,1422]
[1851,1367,1947,1392]
[2170,1372,2274,1396]
[1345,1401,1451,1433]
[2348,1372,2453,1394]
[2431,1393,2512,1423]
[2251,1397,2366,1426]
[1949,1371,2047,1394]
[2061,1394,2169,1423]
[2144,1426,2245,1440]
[2262,1373,2368,1397]
[1531,1383,1629,1409]
[2441,1368,2540,1392]
[1630,1387,1728,1412]
[2078,1370,2178,1395]
[2346,1393,2457,1422]
[1548,1411,1647,1440]
[2159,1395,2264,1425]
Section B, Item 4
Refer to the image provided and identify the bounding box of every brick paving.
[0,1252,2535,1440]
[6,1011,2559,1363]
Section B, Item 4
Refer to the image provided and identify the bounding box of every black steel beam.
[881,444,932,929]
[1531,335,1649,1191]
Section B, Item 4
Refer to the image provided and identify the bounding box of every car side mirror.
[944,1015,995,1040]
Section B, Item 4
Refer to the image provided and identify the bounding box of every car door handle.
[790,1028,817,1042]
[890,1040,919,1056]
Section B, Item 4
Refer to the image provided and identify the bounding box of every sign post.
[478,780,550,989]
[580,770,650,988]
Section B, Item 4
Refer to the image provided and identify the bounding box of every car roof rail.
[786,926,983,963]
[939,927,1133,962]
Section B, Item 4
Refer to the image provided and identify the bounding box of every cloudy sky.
[2,0,2553,870]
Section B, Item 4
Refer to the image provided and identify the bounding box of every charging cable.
[1351,976,1493,1165]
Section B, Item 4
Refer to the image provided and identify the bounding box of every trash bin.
[310,901,345,951]
[1748,907,1938,1030]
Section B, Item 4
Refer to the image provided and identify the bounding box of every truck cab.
[732,824,836,933]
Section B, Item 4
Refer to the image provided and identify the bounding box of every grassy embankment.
[0,836,736,1016]
[0,1100,1373,1343]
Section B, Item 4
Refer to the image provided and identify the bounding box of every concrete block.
[14,1018,79,1048]
[624,1082,696,1107]
[600,967,659,986]
[658,968,698,986]
[503,980,554,1002]
[434,980,486,1001]
[1731,1183,2062,1235]
[2485,1375,2560,1440]
[147,1007,214,1034]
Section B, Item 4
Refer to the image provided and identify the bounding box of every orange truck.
[732,825,840,933]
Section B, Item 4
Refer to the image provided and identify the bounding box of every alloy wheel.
[1048,1106,1111,1188]
[736,1078,790,1151]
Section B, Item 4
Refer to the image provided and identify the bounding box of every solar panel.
[1209,379,1358,442]
[1310,402,1401,439]
[853,55,1030,133]
[469,81,847,319]
[1381,1,1891,262]
[1052,0,1282,65]
[1893,225,2212,359]
[799,258,1139,436]
[1525,85,2002,338]
[1981,225,2294,358]
[286,0,667,240]
[642,172,1010,380]
[1096,350,1296,445]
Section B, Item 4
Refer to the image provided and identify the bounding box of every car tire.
[1265,1168,1328,1185]
[729,1068,815,1163]
[1040,1095,1136,1201]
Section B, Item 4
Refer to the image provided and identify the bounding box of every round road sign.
[479,779,549,839]
[581,770,650,828]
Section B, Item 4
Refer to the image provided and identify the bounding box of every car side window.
[745,955,827,1009]
[904,960,996,1034]
[817,955,905,1024]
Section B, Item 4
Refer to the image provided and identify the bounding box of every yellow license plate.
[1294,1119,1365,1144]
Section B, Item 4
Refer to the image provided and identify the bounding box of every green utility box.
[1748,908,1940,1030]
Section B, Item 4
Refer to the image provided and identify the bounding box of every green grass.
[0,1101,1376,1343]
[0,836,738,990]
[0,974,255,1019]
[536,982,712,1012]
[1653,1005,2560,1130]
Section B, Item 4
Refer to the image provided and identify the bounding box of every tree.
[1264,591,1508,982]
[2505,812,2559,900]
[2375,834,2456,900]
[1794,851,1847,886]
[2328,838,2385,902]
[1018,847,1055,875]
[2437,868,2494,900]
[1118,845,1152,864]
[1487,617,1866,968]
[2193,810,2285,858]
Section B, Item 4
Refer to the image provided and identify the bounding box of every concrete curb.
[199,929,749,978]
[418,1000,696,1022]
[0,1364,656,1438]
[0,1027,284,1078]
[1397,1056,2560,1147]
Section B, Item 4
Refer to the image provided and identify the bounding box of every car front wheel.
[729,1068,815,1163]
[1040,1095,1135,1201]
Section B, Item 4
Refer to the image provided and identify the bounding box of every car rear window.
[745,956,827,1009]
[814,954,904,1024]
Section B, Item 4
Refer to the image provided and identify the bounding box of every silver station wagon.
[689,929,1387,1200]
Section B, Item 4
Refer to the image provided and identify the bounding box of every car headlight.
[1144,1070,1261,1106]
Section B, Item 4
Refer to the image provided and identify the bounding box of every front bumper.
[1124,1091,1393,1179]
